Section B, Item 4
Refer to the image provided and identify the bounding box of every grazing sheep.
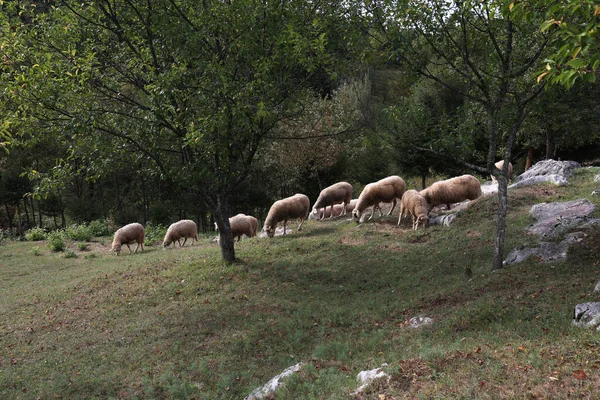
[398,190,429,230]
[420,174,482,210]
[311,199,358,220]
[311,182,353,220]
[263,194,310,238]
[352,176,406,222]
[111,223,145,256]
[163,219,199,248]
[215,214,258,242]
[491,160,513,182]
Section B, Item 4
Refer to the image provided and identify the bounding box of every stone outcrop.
[572,303,600,331]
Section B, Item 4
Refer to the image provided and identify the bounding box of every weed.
[30,246,42,256]
[63,249,77,258]
[83,253,97,260]
[77,242,88,251]
[25,227,47,241]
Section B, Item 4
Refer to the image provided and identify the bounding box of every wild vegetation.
[1,169,600,398]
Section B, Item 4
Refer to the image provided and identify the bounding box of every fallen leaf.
[573,370,587,380]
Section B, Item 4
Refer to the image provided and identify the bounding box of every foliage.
[25,227,47,241]
[87,220,110,237]
[64,224,93,242]
[77,242,88,252]
[540,0,600,87]
[30,246,42,256]
[62,249,77,258]
[46,231,66,252]
[144,222,168,247]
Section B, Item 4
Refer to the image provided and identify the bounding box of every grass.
[2,169,600,399]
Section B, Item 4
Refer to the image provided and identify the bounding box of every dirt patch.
[466,230,482,238]
[338,236,367,245]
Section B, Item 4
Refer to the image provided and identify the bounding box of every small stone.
[573,303,600,330]
[594,281,600,293]
[409,316,433,328]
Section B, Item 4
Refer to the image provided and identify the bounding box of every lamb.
[491,160,513,182]
[163,219,199,248]
[311,199,358,220]
[311,182,353,220]
[263,193,310,238]
[214,214,258,242]
[111,222,145,256]
[398,190,429,230]
[352,175,406,222]
[420,174,482,210]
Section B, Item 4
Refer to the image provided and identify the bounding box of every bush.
[144,222,167,246]
[65,224,93,242]
[30,246,42,256]
[47,231,66,252]
[25,227,47,241]
[63,249,77,258]
[88,220,110,237]
[77,242,88,251]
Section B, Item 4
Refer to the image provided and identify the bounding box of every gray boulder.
[595,281,600,293]
[594,174,600,182]
[514,159,581,183]
[508,174,568,189]
[526,199,596,239]
[504,232,585,266]
[409,316,434,328]
[572,303,600,330]
[429,214,457,227]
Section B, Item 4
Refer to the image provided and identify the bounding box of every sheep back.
[163,219,199,247]
[111,223,145,255]
[229,213,258,241]
[420,174,482,208]
[263,193,310,237]
[353,175,406,220]
[491,160,513,182]
[312,182,353,216]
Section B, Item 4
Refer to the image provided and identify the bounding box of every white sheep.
[352,175,406,222]
[263,193,310,238]
[310,199,358,220]
[214,214,258,242]
[111,222,145,256]
[163,219,199,248]
[491,160,513,182]
[311,182,353,220]
[420,174,482,210]
[398,190,429,230]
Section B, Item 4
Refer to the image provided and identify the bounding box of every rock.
[481,181,498,196]
[515,159,581,182]
[595,281,600,293]
[429,214,457,227]
[504,231,587,266]
[508,174,569,189]
[245,363,304,400]
[526,199,596,239]
[409,316,434,328]
[572,303,600,330]
[352,364,390,395]
[592,189,600,196]
[258,227,293,238]
[594,174,600,182]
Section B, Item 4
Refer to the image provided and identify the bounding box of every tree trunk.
[421,174,426,190]
[4,203,12,230]
[30,196,36,227]
[38,201,43,229]
[525,148,534,171]
[215,195,235,263]
[141,177,148,225]
[16,202,22,236]
[23,198,30,229]
[492,174,508,270]
[545,130,554,159]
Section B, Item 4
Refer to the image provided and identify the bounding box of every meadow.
[1,168,600,399]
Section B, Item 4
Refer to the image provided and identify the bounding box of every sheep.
[398,190,429,230]
[491,160,513,182]
[352,175,406,222]
[420,174,482,210]
[263,193,310,238]
[163,219,199,248]
[311,182,353,220]
[111,223,145,256]
[214,214,258,242]
[310,199,358,220]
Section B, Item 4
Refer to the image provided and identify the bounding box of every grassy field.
[2,169,600,399]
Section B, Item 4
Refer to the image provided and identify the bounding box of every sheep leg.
[182,237,188,247]
[134,242,140,253]
[328,205,334,219]
[283,221,287,235]
[319,208,324,220]
[126,243,133,254]
[387,199,397,216]
[368,207,375,220]
[397,203,405,226]
[297,218,305,231]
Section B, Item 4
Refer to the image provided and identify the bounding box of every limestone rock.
[594,281,600,293]
[245,363,304,400]
[515,159,581,182]
[258,226,293,238]
[409,316,434,328]
[572,303,600,330]
[526,199,595,239]
[503,233,585,266]
[352,364,390,395]
[508,174,569,189]
[429,214,457,227]
[594,174,600,182]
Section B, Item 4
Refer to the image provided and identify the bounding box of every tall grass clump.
[65,223,93,242]
[47,231,66,252]
[144,222,167,246]
[25,227,47,241]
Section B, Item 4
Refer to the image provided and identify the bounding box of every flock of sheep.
[110,162,512,254]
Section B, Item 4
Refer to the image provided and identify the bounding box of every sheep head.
[352,209,361,222]
[264,225,275,238]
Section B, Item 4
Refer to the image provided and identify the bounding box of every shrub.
[25,227,47,241]
[47,231,66,252]
[83,253,97,260]
[65,224,93,242]
[77,242,88,251]
[88,220,110,237]
[30,246,42,256]
[144,222,167,246]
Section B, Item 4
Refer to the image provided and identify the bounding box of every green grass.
[2,170,600,399]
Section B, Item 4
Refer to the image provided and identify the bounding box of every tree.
[4,0,363,261]
[372,0,550,270]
